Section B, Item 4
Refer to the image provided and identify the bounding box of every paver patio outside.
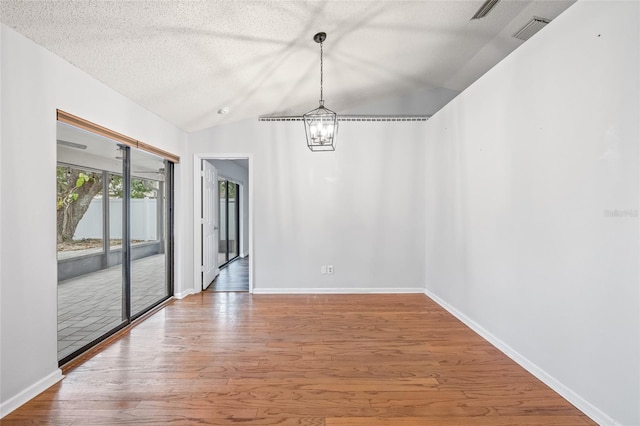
[57,254,168,360]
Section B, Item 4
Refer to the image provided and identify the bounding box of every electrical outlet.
[327,265,334,275]
[321,265,327,275]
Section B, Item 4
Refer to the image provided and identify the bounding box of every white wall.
[210,159,250,256]
[424,2,639,425]
[189,118,426,293]
[0,24,187,416]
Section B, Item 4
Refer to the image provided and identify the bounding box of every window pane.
[57,165,105,258]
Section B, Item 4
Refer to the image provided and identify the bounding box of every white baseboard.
[423,288,616,426]
[0,369,64,418]
[174,288,199,299]
[240,251,249,258]
[253,287,424,295]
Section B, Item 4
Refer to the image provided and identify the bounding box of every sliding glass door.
[130,149,170,317]
[56,121,173,365]
[218,179,240,267]
[56,161,126,362]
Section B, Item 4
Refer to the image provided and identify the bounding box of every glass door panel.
[130,149,169,318]
[218,180,228,266]
[217,179,240,267]
[56,123,126,363]
[57,120,174,365]
[108,173,124,252]
[229,183,239,260]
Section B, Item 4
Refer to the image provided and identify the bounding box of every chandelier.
[303,32,338,152]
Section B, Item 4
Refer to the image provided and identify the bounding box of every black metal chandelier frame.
[302,32,338,152]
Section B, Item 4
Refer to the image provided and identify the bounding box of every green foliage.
[57,167,100,211]
[219,180,237,199]
[109,175,123,198]
[131,178,158,199]
[75,173,90,188]
[57,165,159,243]
[109,175,157,199]
[58,166,159,212]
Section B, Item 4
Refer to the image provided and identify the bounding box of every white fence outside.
[74,198,158,241]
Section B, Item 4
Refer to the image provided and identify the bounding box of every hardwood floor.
[210,256,249,292]
[4,293,595,425]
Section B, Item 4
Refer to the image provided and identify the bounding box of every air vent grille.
[513,17,551,41]
[471,0,500,20]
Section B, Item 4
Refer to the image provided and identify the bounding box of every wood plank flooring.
[210,256,249,292]
[4,293,595,425]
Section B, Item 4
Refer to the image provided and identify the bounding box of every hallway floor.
[209,256,249,292]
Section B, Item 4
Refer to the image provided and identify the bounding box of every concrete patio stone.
[57,254,168,361]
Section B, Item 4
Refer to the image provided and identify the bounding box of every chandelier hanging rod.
[316,32,325,103]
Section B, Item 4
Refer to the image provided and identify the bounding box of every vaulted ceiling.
[0,0,575,132]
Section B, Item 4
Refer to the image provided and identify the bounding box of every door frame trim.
[193,153,253,293]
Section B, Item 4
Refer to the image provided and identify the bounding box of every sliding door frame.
[56,113,178,366]
[218,179,240,268]
[122,145,132,322]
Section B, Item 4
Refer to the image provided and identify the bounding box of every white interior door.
[202,160,219,289]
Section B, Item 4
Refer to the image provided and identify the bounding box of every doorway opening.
[195,155,252,293]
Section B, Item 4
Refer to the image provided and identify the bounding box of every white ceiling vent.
[513,17,551,41]
[471,0,500,20]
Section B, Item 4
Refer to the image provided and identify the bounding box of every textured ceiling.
[1,0,575,132]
